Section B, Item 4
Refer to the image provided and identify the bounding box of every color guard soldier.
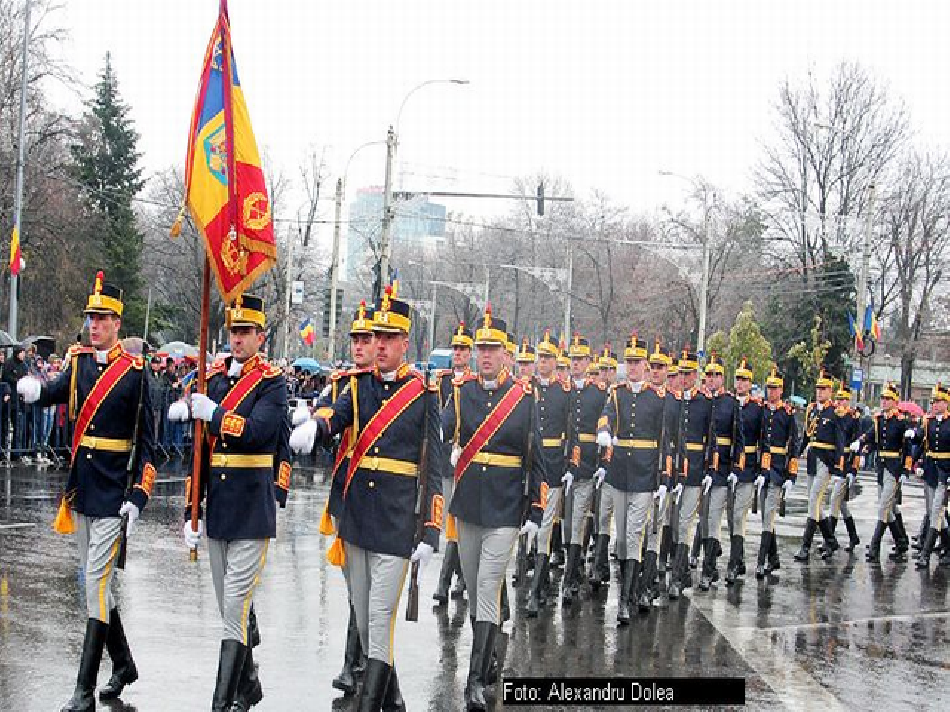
[727,358,764,584]
[657,352,682,580]
[824,385,862,555]
[442,306,545,711]
[561,335,608,605]
[433,323,473,606]
[596,338,675,621]
[175,294,290,711]
[515,339,537,380]
[526,331,571,617]
[909,383,950,569]
[550,338,573,566]
[590,344,617,578]
[697,353,745,590]
[851,382,911,564]
[795,369,845,563]
[18,273,156,712]
[669,347,711,599]
[298,285,443,710]
[755,367,798,580]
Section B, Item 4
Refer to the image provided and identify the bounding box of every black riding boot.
[794,518,817,562]
[211,640,248,712]
[433,541,458,605]
[818,518,840,559]
[464,622,493,711]
[866,521,887,563]
[637,551,657,611]
[916,528,938,570]
[589,535,610,587]
[358,659,392,712]
[561,544,581,604]
[725,535,743,585]
[689,526,703,569]
[668,544,688,599]
[230,647,263,711]
[889,514,910,561]
[99,608,137,701]
[61,618,109,712]
[698,539,717,591]
[332,608,362,695]
[381,667,406,712]
[768,533,780,571]
[755,531,771,579]
[617,559,638,625]
[500,582,511,622]
[844,516,861,552]
[550,522,564,567]
[939,529,950,566]
[526,555,548,617]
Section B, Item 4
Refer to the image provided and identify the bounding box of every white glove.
[410,542,434,575]
[16,375,41,403]
[849,440,861,453]
[593,467,607,489]
[596,431,612,448]
[754,475,765,490]
[519,520,539,546]
[450,444,462,468]
[654,483,668,504]
[900,474,909,486]
[292,405,310,427]
[118,501,140,538]
[289,419,318,454]
[561,471,574,494]
[190,393,218,422]
[727,472,738,487]
[915,467,924,477]
[167,400,190,422]
[904,428,916,439]
[782,479,794,495]
[672,482,683,503]
[612,435,619,447]
[847,473,855,489]
[702,475,712,495]
[183,519,203,549]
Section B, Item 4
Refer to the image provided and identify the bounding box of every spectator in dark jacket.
[2,347,27,460]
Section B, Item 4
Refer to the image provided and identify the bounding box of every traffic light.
[537,181,545,216]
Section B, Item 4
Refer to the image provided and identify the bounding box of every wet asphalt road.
[1,458,947,711]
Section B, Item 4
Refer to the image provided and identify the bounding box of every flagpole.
[8,0,31,340]
[189,258,211,561]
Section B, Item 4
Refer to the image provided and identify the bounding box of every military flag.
[9,226,21,276]
[300,318,315,347]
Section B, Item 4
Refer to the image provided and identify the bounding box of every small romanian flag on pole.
[300,318,315,347]
[9,226,21,276]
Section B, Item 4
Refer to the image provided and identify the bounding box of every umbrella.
[898,401,924,418]
[789,395,807,408]
[292,357,320,373]
[0,329,19,349]
[120,337,157,357]
[23,335,55,359]
[156,341,199,360]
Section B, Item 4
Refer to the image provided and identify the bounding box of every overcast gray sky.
[47,0,950,245]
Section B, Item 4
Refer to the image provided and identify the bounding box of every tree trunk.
[900,353,914,400]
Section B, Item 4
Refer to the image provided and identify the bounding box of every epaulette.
[453,373,477,387]
[671,389,682,400]
[335,367,370,380]
[67,344,95,357]
[749,395,763,405]
[437,368,453,379]
[784,403,795,415]
[260,361,284,378]
[521,380,533,394]
[835,405,849,417]
[206,362,226,378]
[330,369,345,382]
[130,355,144,370]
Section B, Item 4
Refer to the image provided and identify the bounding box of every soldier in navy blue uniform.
[909,383,950,568]
[442,307,545,711]
[525,330,571,617]
[433,323,473,605]
[303,285,442,712]
[596,339,676,621]
[550,340,572,566]
[824,386,862,554]
[515,339,537,381]
[755,368,798,580]
[560,335,608,605]
[850,382,912,564]
[19,273,156,712]
[795,370,845,563]
[727,358,764,585]
[669,348,711,599]
[173,294,289,712]
[697,354,745,591]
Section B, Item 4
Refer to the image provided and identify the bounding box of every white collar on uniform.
[228,359,244,377]
[482,379,498,390]
[380,370,397,382]
[538,377,550,386]
[96,350,109,364]
[573,378,585,389]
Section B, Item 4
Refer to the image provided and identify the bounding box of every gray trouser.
[442,475,459,542]
[596,483,615,537]
[876,471,900,523]
[457,521,518,624]
[76,514,123,622]
[562,484,573,546]
[705,485,729,544]
[343,542,408,664]
[208,538,270,645]
[611,489,652,562]
[927,481,947,531]
[538,486,562,555]
[569,479,595,542]
[732,482,755,538]
[762,484,781,533]
[828,475,853,519]
[807,461,833,520]
[676,485,702,545]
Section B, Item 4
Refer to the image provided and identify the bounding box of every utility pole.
[327,177,343,362]
[282,229,297,362]
[563,245,573,340]
[698,195,712,356]
[855,183,875,400]
[8,0,31,340]
[377,126,396,302]
[428,282,438,354]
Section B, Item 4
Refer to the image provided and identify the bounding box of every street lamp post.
[378,79,469,300]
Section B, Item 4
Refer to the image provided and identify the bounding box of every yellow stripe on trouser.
[99,536,121,622]
[388,561,410,665]
[240,540,269,646]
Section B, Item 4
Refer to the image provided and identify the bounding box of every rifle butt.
[405,562,420,621]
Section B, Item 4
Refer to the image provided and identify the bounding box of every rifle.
[406,366,433,622]
[698,394,717,540]
[653,388,669,536]
[515,383,538,588]
[779,407,796,518]
[117,290,151,571]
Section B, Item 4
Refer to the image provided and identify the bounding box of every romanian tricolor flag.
[176,0,275,303]
[300,318,315,347]
[8,226,21,276]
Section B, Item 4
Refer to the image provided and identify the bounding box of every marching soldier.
[657,354,683,580]
[561,335,608,605]
[824,386,862,555]
[669,347,712,599]
[589,344,617,580]
[909,383,950,569]
[515,339,537,380]
[175,293,290,712]
[795,369,845,563]
[850,382,911,564]
[505,332,517,371]
[667,363,682,393]
[599,347,618,387]
[297,285,443,711]
[442,306,545,711]
[697,354,744,590]
[433,323,473,606]
[18,273,156,712]
[595,338,675,622]
[550,338,573,566]
[727,358,764,584]
[755,367,798,580]
[526,331,571,617]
